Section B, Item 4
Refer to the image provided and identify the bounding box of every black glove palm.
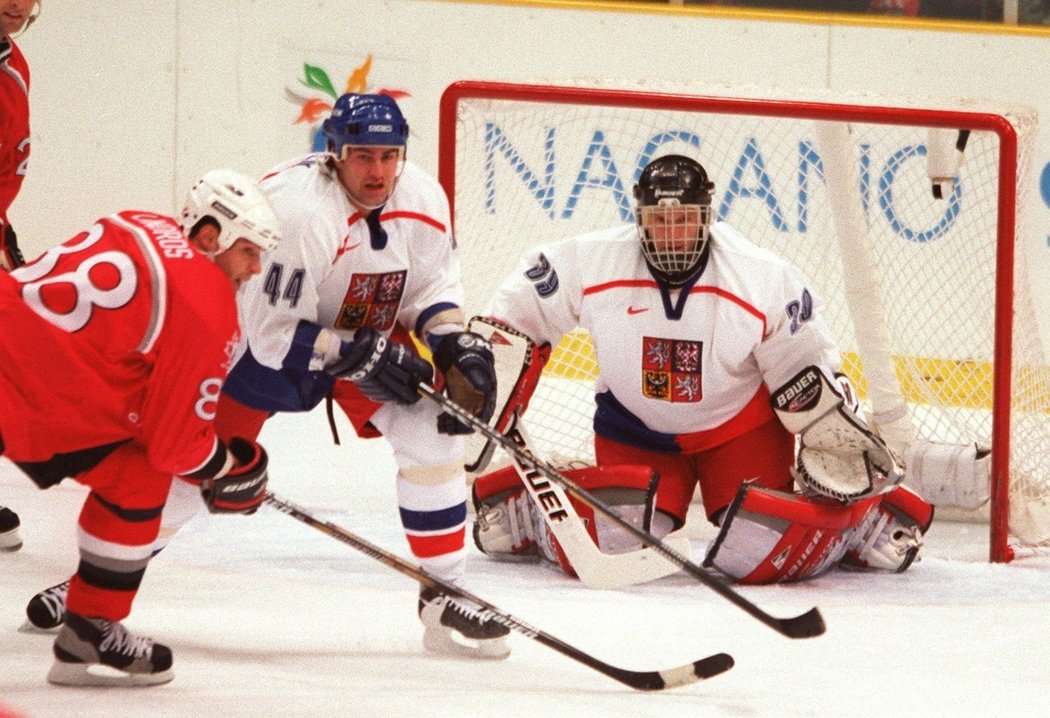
[433,332,496,435]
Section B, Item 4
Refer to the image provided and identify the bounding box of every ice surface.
[2,407,1050,717]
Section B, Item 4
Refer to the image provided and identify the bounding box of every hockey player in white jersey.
[25,93,508,659]
[471,154,932,584]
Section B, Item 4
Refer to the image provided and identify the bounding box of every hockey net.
[436,79,1047,561]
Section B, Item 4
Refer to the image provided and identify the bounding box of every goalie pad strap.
[703,484,880,584]
[842,485,933,572]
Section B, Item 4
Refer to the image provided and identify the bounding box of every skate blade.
[423,626,510,661]
[47,659,174,687]
[19,619,62,635]
[0,538,23,552]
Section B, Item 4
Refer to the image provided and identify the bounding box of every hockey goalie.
[466,154,934,586]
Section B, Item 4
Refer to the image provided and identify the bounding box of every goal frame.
[437,79,1021,563]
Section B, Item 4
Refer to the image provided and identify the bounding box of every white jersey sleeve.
[483,228,608,349]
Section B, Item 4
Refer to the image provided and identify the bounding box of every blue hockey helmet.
[321,93,409,158]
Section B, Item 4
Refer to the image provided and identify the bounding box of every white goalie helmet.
[179,169,282,253]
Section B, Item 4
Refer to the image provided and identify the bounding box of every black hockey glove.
[330,327,433,405]
[433,331,496,435]
[201,437,268,515]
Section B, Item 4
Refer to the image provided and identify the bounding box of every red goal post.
[437,79,1046,563]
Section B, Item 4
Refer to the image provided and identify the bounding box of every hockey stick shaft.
[264,491,732,690]
[419,383,825,639]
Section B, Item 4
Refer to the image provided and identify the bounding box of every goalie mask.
[634,155,714,287]
[179,169,282,253]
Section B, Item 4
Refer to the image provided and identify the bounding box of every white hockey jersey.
[240,153,462,372]
[485,221,843,452]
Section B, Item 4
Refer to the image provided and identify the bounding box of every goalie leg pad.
[841,485,933,573]
[703,484,880,584]
[772,366,902,503]
[903,439,990,510]
[472,464,663,577]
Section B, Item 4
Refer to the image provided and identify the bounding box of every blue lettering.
[718,137,789,231]
[879,145,960,244]
[483,122,556,218]
[859,143,873,214]
[797,140,823,234]
[562,130,630,221]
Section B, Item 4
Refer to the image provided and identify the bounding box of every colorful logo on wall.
[285,55,410,151]
[641,336,703,403]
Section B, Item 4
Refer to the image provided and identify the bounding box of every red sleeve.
[0,37,30,226]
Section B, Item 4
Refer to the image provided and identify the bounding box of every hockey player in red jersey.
[0,169,281,686]
[0,0,40,551]
[26,94,507,660]
[472,154,933,586]
[0,0,34,271]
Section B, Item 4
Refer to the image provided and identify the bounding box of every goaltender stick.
[469,154,933,586]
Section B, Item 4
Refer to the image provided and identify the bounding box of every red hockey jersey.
[0,211,240,478]
[0,34,30,229]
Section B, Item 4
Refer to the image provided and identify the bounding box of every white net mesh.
[441,81,1048,552]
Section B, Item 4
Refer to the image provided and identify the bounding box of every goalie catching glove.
[432,331,497,435]
[198,437,269,515]
[772,366,902,503]
[329,327,434,405]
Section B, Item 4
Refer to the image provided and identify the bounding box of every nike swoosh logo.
[627,306,649,315]
[334,237,362,260]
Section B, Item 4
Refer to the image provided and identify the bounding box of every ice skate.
[47,611,174,687]
[417,584,510,660]
[0,505,22,552]
[23,579,69,632]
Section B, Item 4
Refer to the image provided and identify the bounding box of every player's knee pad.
[472,463,670,577]
[841,484,934,573]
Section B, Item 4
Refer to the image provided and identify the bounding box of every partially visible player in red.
[0,169,281,687]
[0,0,40,551]
[0,0,34,271]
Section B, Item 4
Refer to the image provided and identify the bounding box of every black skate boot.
[0,505,22,552]
[24,579,70,632]
[48,611,174,687]
[418,584,510,660]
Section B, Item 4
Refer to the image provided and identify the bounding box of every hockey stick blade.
[264,492,734,690]
[418,383,826,640]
